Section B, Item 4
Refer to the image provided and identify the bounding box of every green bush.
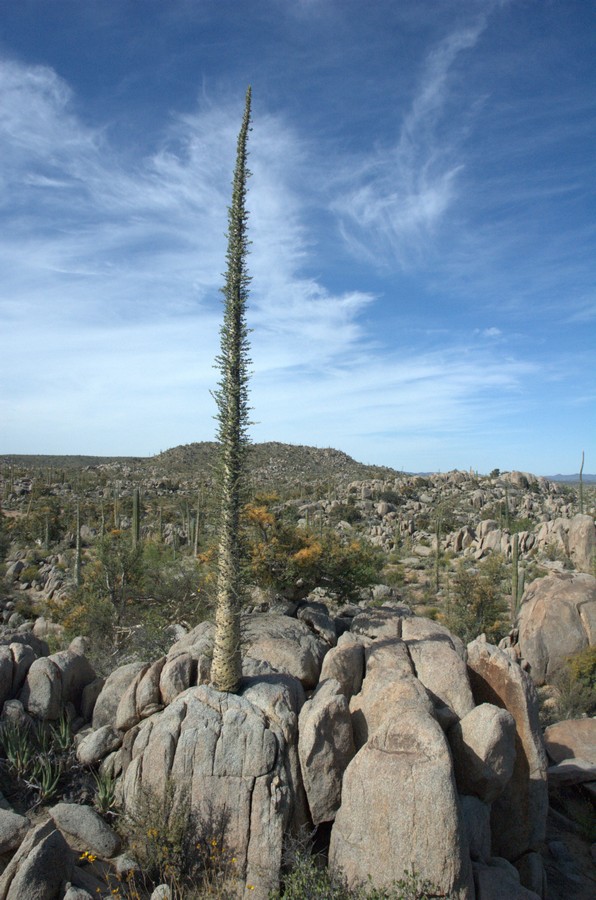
[0,516,9,563]
[376,490,401,505]
[549,646,596,722]
[117,783,239,898]
[250,521,384,602]
[328,503,363,525]
[567,645,596,690]
[51,535,212,673]
[443,554,509,644]
[273,851,441,899]
[18,564,39,584]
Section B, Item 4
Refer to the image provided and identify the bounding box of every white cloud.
[330,20,488,268]
[0,58,380,453]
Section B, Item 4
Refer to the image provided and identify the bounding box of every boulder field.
[0,589,578,900]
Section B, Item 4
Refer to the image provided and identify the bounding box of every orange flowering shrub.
[247,500,383,602]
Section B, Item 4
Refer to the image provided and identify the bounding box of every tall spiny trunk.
[211,88,252,694]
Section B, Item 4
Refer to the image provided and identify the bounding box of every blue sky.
[0,0,594,474]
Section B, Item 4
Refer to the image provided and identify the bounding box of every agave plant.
[28,755,63,805]
[0,721,36,779]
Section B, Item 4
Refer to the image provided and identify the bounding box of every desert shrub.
[382,563,405,588]
[142,542,211,623]
[18,564,39,584]
[274,850,442,899]
[443,555,509,644]
[77,530,145,624]
[244,496,383,601]
[413,513,431,531]
[328,502,363,525]
[51,532,212,671]
[117,783,239,898]
[505,516,535,534]
[0,512,9,562]
[250,523,384,602]
[548,646,596,722]
[567,645,596,690]
[377,490,401,505]
[14,593,37,620]
[56,592,117,669]
[7,499,64,546]
[543,542,572,567]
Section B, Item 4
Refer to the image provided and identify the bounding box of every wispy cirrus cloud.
[0,57,377,452]
[330,20,488,268]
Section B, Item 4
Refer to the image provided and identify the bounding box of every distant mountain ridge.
[546,473,596,484]
[1,442,593,483]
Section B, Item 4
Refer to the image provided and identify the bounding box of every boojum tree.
[210,87,252,694]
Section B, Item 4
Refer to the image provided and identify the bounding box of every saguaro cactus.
[74,501,81,587]
[211,88,253,694]
[132,487,140,548]
[511,532,525,623]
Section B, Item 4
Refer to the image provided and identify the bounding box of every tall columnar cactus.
[510,532,525,623]
[434,513,442,593]
[74,501,81,587]
[194,491,201,557]
[211,87,252,695]
[504,485,510,530]
[113,484,120,529]
[511,532,519,623]
[579,450,585,515]
[132,487,140,548]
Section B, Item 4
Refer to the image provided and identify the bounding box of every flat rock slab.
[544,718,596,766]
[547,758,596,787]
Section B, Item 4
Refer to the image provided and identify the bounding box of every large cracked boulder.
[241,614,327,688]
[0,643,37,709]
[329,711,474,899]
[49,802,121,858]
[121,683,295,899]
[319,632,365,699]
[516,573,596,684]
[406,635,475,720]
